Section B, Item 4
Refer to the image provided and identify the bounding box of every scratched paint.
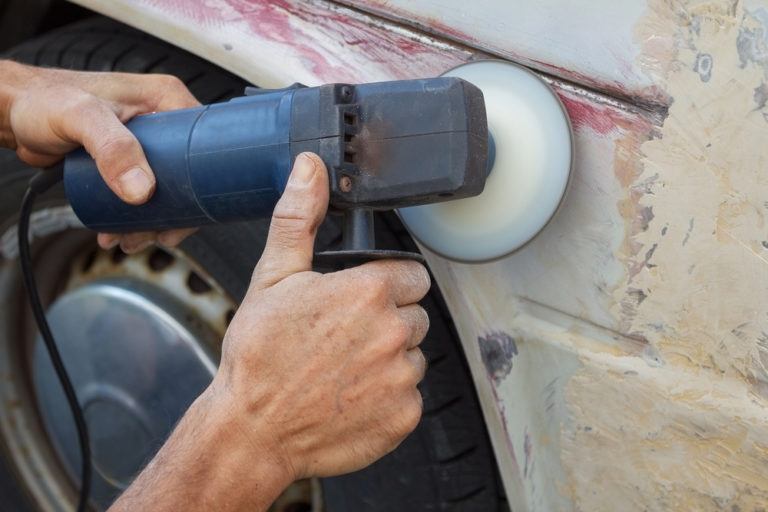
[126,0,472,87]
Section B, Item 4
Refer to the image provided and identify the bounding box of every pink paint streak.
[560,95,618,136]
[146,0,466,84]
[140,0,656,142]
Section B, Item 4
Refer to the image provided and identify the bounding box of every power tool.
[64,76,489,264]
[63,60,573,262]
[20,60,573,512]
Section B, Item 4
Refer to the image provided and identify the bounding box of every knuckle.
[410,262,431,294]
[391,315,412,345]
[377,313,409,354]
[401,393,423,432]
[412,348,428,378]
[268,216,310,248]
[60,90,99,115]
[392,353,422,388]
[152,74,197,105]
[93,131,137,160]
[358,273,389,304]
[157,74,185,89]
[414,305,430,334]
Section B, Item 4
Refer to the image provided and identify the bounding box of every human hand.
[216,152,431,480]
[108,152,430,511]
[0,60,199,252]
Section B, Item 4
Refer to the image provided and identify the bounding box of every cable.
[17,164,91,512]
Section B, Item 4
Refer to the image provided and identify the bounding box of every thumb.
[251,152,329,290]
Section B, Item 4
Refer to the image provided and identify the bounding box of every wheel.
[0,16,508,511]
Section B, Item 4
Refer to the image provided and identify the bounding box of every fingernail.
[289,153,316,186]
[117,167,154,203]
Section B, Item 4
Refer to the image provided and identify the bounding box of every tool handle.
[64,92,295,233]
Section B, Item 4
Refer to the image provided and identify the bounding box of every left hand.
[0,60,200,252]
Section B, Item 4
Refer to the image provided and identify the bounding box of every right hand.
[213,152,431,481]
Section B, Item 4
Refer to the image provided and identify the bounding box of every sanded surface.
[67,1,768,510]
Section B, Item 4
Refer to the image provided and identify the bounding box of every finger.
[405,348,427,382]
[354,259,431,307]
[88,72,200,114]
[57,69,201,115]
[145,74,201,111]
[157,227,198,247]
[13,148,60,169]
[398,304,430,350]
[97,233,120,250]
[251,153,329,290]
[55,94,156,205]
[118,232,157,253]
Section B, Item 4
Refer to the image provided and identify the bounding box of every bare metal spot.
[523,430,532,478]
[639,206,655,232]
[754,82,768,109]
[629,288,648,305]
[682,218,695,246]
[737,25,767,69]
[644,243,658,268]
[694,53,713,82]
[642,344,665,367]
[478,332,518,386]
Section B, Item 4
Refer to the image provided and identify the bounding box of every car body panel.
[338,0,662,105]
[69,1,768,510]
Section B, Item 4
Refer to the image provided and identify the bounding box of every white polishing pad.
[398,60,573,262]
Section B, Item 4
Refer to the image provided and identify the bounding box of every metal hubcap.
[34,279,218,502]
[31,239,231,508]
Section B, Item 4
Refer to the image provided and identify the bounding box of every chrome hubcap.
[29,239,233,509]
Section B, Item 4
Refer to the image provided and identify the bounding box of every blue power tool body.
[64,77,489,255]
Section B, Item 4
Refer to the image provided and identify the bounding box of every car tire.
[0,16,507,512]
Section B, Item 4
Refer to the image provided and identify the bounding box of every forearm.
[109,382,293,512]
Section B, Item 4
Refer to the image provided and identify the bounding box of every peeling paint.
[558,1,768,509]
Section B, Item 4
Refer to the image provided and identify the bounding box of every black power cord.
[17,164,91,512]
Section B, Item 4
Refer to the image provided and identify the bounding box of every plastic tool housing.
[64,78,489,234]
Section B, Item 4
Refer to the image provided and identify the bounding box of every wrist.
[196,378,298,496]
[110,380,295,511]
